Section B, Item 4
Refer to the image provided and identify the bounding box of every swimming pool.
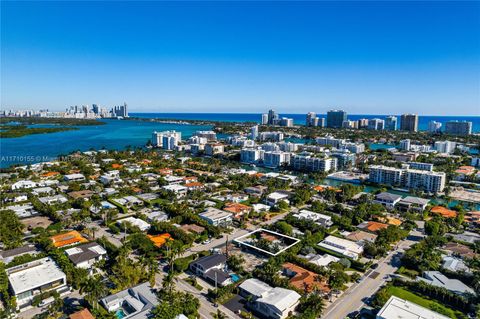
[115,309,127,319]
[230,274,240,282]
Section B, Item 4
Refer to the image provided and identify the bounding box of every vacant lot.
[21,216,53,229]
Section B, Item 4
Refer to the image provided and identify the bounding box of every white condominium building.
[292,153,338,172]
[241,148,265,164]
[263,151,291,168]
[151,130,182,148]
[434,141,456,154]
[369,165,446,193]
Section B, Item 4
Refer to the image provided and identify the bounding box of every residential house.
[266,191,290,207]
[189,254,232,287]
[199,207,233,227]
[282,262,330,295]
[100,282,158,319]
[318,235,364,260]
[64,174,86,182]
[64,242,107,271]
[373,192,402,209]
[396,196,430,212]
[294,209,333,227]
[117,217,151,232]
[345,230,377,244]
[357,221,389,233]
[69,308,95,319]
[299,253,339,267]
[430,206,457,218]
[162,184,188,197]
[417,271,475,295]
[223,202,251,219]
[377,296,450,319]
[0,245,39,264]
[7,257,69,310]
[50,231,89,248]
[238,278,301,319]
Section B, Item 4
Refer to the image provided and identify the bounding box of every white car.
[39,296,55,307]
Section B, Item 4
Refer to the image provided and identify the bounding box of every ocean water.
[1,113,479,168]
[0,119,211,168]
[131,112,480,132]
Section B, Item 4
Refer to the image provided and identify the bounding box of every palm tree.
[88,226,98,240]
[79,275,108,309]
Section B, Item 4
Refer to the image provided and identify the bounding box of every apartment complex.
[400,114,418,132]
[326,110,347,128]
[369,165,446,193]
[445,120,472,136]
[291,153,337,172]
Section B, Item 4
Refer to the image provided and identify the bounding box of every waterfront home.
[373,192,402,209]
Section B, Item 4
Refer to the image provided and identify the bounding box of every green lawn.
[385,286,466,319]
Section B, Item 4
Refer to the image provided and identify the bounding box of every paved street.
[321,239,415,319]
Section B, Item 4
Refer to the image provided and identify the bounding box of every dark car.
[371,263,378,269]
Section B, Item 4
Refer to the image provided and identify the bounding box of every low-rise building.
[373,192,402,209]
[162,184,188,197]
[282,262,330,294]
[117,217,151,232]
[294,209,333,227]
[65,242,107,271]
[50,231,89,248]
[238,278,301,319]
[199,207,232,226]
[7,257,69,310]
[189,254,232,287]
[266,191,290,206]
[376,296,449,319]
[0,245,39,264]
[417,271,475,295]
[299,253,339,267]
[396,196,430,212]
[318,235,364,260]
[100,282,158,319]
[64,173,86,182]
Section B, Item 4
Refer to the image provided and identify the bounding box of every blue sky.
[1,1,479,115]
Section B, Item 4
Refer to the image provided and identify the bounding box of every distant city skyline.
[1,1,479,115]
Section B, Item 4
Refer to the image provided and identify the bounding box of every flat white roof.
[163,184,188,191]
[7,257,66,295]
[267,192,289,200]
[199,207,232,221]
[377,296,450,319]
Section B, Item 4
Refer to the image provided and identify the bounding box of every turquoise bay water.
[0,119,211,167]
